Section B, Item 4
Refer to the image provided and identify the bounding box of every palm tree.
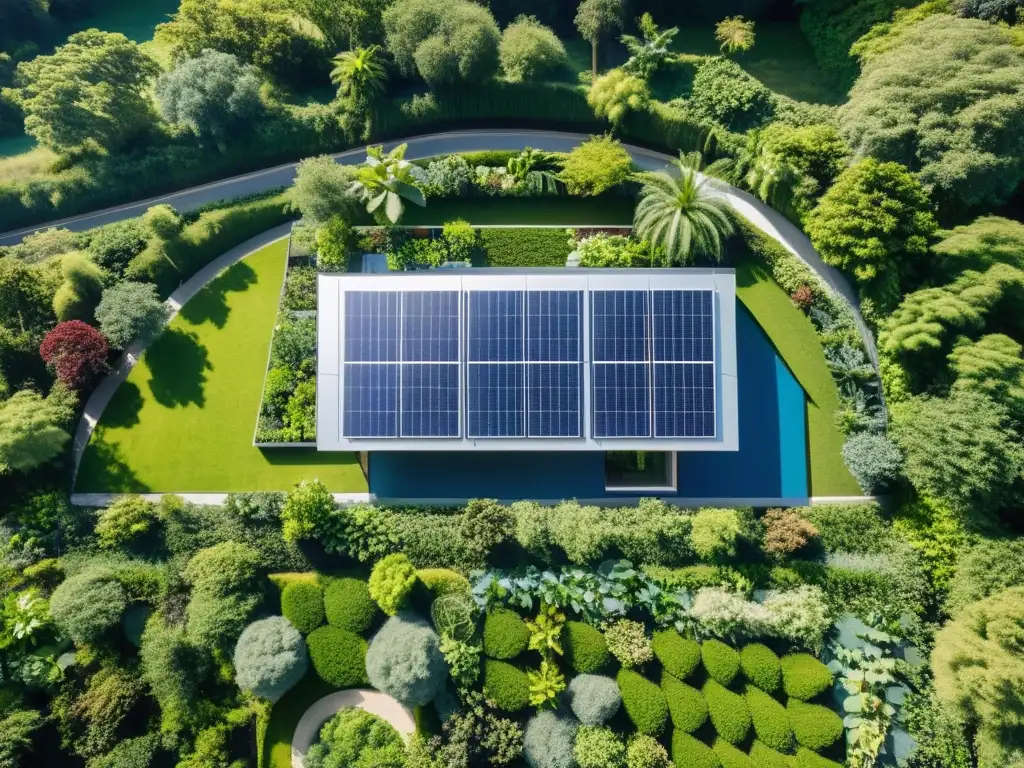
[330,45,387,106]
[350,143,426,224]
[621,12,679,80]
[633,152,735,265]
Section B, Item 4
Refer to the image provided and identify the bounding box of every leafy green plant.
[527,660,566,709]
[350,143,426,224]
[440,633,481,688]
[526,604,565,659]
[604,619,653,668]
[368,554,418,615]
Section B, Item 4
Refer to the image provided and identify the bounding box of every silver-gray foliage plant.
[566,674,621,725]
[365,612,448,707]
[523,710,578,768]
[233,616,308,703]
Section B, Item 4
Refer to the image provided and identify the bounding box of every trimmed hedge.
[662,671,708,733]
[417,568,471,598]
[565,621,611,674]
[482,659,531,712]
[780,654,833,701]
[324,578,379,634]
[702,640,741,686]
[740,644,782,693]
[483,608,531,660]
[306,626,369,687]
[703,680,751,745]
[749,741,793,768]
[280,582,325,634]
[712,738,756,768]
[617,669,670,736]
[479,228,572,267]
[745,684,794,753]
[787,701,844,751]
[795,747,844,768]
[671,731,721,768]
[653,631,701,681]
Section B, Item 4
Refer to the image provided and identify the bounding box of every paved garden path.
[290,689,416,768]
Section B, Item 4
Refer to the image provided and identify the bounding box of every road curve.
[0,128,875,364]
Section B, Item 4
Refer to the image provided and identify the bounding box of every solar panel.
[592,363,651,438]
[591,290,649,362]
[401,364,460,437]
[653,363,715,437]
[528,363,581,437]
[342,363,398,437]
[402,291,460,362]
[468,291,523,362]
[344,291,400,362]
[467,363,525,438]
[527,291,582,362]
[652,290,714,362]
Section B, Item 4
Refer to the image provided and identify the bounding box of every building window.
[604,451,677,492]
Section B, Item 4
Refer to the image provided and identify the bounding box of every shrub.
[459,498,514,556]
[761,509,818,559]
[690,588,772,641]
[366,613,448,707]
[617,670,670,736]
[523,710,578,768]
[430,593,477,642]
[565,621,611,674]
[482,660,531,712]
[281,582,325,634]
[53,253,104,322]
[306,708,406,768]
[94,495,159,549]
[575,725,626,768]
[661,671,708,733]
[139,615,210,734]
[652,631,701,680]
[794,748,843,768]
[306,626,368,687]
[483,608,531,659]
[801,503,890,554]
[499,16,568,82]
[368,554,418,615]
[324,578,378,634]
[787,701,843,750]
[588,69,650,125]
[712,738,756,768]
[764,587,833,653]
[325,503,399,563]
[748,740,792,768]
[39,321,109,390]
[780,654,832,700]
[703,680,751,745]
[480,228,574,268]
[842,432,904,493]
[688,57,774,131]
[559,135,632,196]
[626,734,672,768]
[94,281,170,350]
[671,731,720,768]
[281,480,334,542]
[744,684,794,753]
[690,509,741,561]
[739,644,781,693]
[89,220,148,276]
[233,616,308,703]
[423,155,472,197]
[605,619,653,668]
[418,568,471,599]
[947,538,1024,616]
[143,205,183,240]
[567,674,621,725]
[702,640,740,686]
[49,567,127,645]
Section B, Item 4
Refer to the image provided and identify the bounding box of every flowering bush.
[604,619,653,668]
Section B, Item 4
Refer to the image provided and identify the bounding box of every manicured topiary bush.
[781,654,833,700]
[368,554,418,615]
[306,626,369,687]
[712,738,755,768]
[787,701,844,751]
[482,659,531,712]
[324,578,378,634]
[523,710,578,768]
[281,582,325,634]
[702,640,740,686]
[794,747,844,767]
[749,741,792,768]
[565,621,611,674]
[661,671,708,733]
[366,613,448,707]
[483,608,530,660]
[49,567,128,646]
[567,674,621,725]
[233,616,308,703]
[417,568,471,598]
[574,725,626,768]
[652,631,700,681]
[627,734,672,768]
[671,731,721,768]
[739,644,782,692]
[617,669,669,736]
[703,680,751,745]
[744,684,794,753]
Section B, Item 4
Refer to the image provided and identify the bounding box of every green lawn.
[263,672,340,768]
[77,239,367,493]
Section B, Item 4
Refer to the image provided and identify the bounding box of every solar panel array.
[340,287,715,440]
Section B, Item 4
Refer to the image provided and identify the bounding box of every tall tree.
[291,156,361,225]
[350,143,426,224]
[330,45,387,108]
[574,0,623,78]
[633,152,735,265]
[621,12,678,79]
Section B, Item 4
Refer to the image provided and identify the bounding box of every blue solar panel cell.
[467,364,525,437]
[468,291,523,362]
[653,362,716,437]
[401,364,460,437]
[652,290,714,362]
[402,291,460,362]
[344,291,400,362]
[592,363,651,437]
[342,363,398,437]
[528,363,581,437]
[592,290,649,362]
[527,291,582,362]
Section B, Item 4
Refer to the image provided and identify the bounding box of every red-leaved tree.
[39,320,110,390]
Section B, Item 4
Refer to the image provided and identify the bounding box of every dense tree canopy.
[931,216,1024,284]
[839,16,1024,213]
[291,156,361,225]
[949,335,1024,425]
[0,389,71,473]
[499,16,569,83]
[39,320,108,390]
[94,282,170,350]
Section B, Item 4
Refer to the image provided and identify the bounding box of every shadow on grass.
[77,437,146,493]
[178,260,258,329]
[260,448,361,468]
[99,381,145,429]
[145,328,211,408]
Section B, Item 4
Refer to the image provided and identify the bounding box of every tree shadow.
[145,328,211,408]
[100,381,144,429]
[178,260,257,329]
[76,438,146,493]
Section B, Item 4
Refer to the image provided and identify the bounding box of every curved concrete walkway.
[291,689,415,768]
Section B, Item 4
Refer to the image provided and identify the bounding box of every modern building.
[316,269,808,505]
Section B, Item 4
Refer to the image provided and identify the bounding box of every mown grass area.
[263,672,340,768]
[77,238,367,493]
